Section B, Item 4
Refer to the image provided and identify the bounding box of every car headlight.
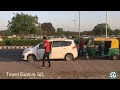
[23,49,30,53]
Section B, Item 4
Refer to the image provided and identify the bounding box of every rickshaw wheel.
[85,55,89,59]
[112,55,119,60]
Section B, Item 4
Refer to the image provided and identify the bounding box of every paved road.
[0,49,120,79]
[0,49,23,61]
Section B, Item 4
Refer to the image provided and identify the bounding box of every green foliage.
[0,30,12,36]
[41,23,55,36]
[57,28,63,36]
[30,40,41,45]
[81,31,93,36]
[113,29,120,35]
[7,13,39,35]
[5,40,11,46]
[92,23,112,36]
[0,41,6,46]
[0,40,42,46]
[83,38,89,45]
[0,39,89,46]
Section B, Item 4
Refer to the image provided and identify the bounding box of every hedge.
[0,39,42,46]
[0,39,89,46]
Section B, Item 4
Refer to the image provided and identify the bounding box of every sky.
[0,11,120,32]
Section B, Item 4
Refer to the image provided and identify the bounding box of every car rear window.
[60,41,71,46]
[52,41,61,47]
[52,41,72,47]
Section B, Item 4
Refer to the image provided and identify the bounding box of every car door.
[51,41,61,59]
[59,41,72,57]
[51,41,67,59]
[37,43,45,59]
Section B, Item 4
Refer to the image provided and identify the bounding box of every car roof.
[48,38,73,42]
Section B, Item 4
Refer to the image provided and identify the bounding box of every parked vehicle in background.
[101,35,109,38]
[82,35,90,39]
[47,36,55,39]
[22,38,78,61]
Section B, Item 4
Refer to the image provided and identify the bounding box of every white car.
[22,38,78,61]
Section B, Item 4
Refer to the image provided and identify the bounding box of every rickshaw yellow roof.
[94,38,118,42]
[94,38,119,48]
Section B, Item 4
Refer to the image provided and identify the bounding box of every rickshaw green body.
[87,38,119,59]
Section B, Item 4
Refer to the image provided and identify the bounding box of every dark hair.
[43,36,47,39]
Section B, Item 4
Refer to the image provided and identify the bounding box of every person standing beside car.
[79,38,84,56]
[42,36,51,68]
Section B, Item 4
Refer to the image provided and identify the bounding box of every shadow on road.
[0,49,23,62]
[0,49,120,62]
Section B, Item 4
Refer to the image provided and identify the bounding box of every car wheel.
[27,54,36,62]
[65,54,74,61]
[112,55,118,60]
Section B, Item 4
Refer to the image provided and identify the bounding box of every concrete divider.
[0,45,97,50]
[0,46,32,49]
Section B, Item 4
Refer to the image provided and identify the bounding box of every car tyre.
[27,54,36,62]
[65,54,74,61]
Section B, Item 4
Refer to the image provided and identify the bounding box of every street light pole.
[79,11,80,38]
[106,11,108,37]
[73,20,76,31]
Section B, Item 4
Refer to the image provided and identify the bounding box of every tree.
[7,13,39,35]
[113,29,120,35]
[65,31,71,37]
[92,23,112,36]
[41,23,55,36]
[82,31,93,35]
[36,23,42,35]
[57,28,63,36]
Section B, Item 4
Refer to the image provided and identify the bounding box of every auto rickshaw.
[85,37,119,60]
